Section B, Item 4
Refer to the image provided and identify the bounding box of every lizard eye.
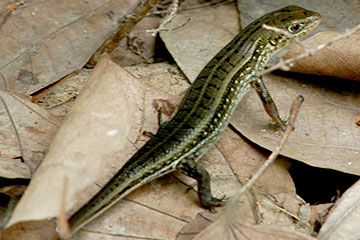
[288,23,303,34]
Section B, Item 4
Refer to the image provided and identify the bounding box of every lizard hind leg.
[177,157,226,210]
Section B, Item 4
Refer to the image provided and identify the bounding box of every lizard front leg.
[251,78,287,130]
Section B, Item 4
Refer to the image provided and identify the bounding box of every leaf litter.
[2,0,360,240]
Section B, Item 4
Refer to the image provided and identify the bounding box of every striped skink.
[66,5,321,238]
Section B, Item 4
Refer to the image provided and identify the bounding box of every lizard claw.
[201,194,227,213]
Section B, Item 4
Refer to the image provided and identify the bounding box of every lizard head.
[266,5,322,41]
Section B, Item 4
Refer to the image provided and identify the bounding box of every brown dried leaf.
[0,90,60,177]
[110,16,159,66]
[0,185,28,200]
[3,57,198,240]
[309,203,333,229]
[0,158,31,180]
[193,221,316,240]
[35,69,91,119]
[3,55,144,239]
[152,98,177,117]
[160,3,240,82]
[317,180,360,240]
[284,31,360,81]
[232,72,360,175]
[180,210,315,240]
[0,0,140,95]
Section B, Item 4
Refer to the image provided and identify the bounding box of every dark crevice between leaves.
[273,70,360,94]
[153,35,193,85]
[153,35,176,64]
[0,178,30,230]
[288,160,359,205]
[0,178,29,189]
[289,160,359,233]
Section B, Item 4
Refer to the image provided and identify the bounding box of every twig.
[146,0,179,36]
[58,176,70,239]
[259,23,360,76]
[232,95,304,201]
[150,16,190,35]
[261,198,304,223]
[150,0,232,15]
[179,0,233,12]
[0,0,24,28]
[88,0,160,66]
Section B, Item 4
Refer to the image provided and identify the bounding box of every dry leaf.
[284,31,360,81]
[3,58,199,240]
[0,0,140,95]
[36,69,91,118]
[182,208,315,240]
[232,72,360,175]
[2,55,144,239]
[317,179,360,240]
[0,158,31,180]
[309,203,333,230]
[0,90,60,177]
[110,16,159,66]
[193,221,316,240]
[160,3,240,82]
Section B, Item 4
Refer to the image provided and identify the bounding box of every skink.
[66,5,321,237]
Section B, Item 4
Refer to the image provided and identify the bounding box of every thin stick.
[88,0,160,66]
[146,0,179,36]
[0,0,24,28]
[232,95,304,200]
[150,0,232,15]
[58,176,70,239]
[260,24,360,75]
